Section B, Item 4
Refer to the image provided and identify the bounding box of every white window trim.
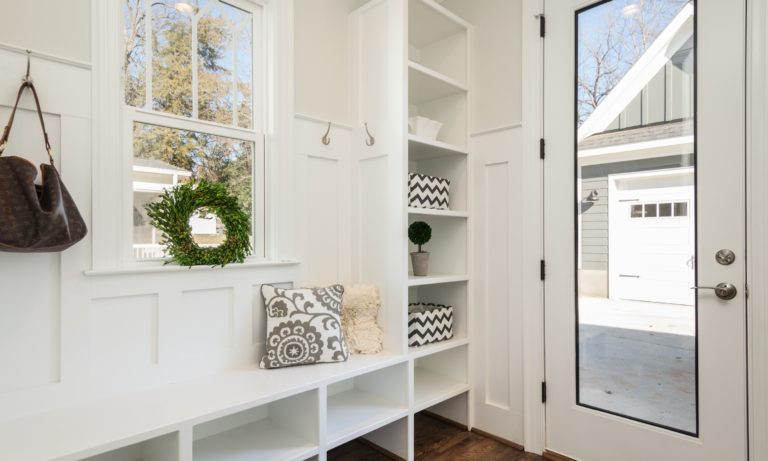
[91,0,295,272]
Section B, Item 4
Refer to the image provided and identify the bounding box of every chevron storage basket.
[408,303,454,347]
[408,173,450,210]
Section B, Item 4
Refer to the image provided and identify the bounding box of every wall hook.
[23,50,32,85]
[364,123,375,146]
[321,122,331,145]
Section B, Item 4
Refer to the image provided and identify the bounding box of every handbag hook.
[23,50,33,85]
[321,122,331,145]
[364,123,375,146]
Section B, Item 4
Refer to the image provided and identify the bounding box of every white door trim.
[747,1,768,459]
[521,0,546,455]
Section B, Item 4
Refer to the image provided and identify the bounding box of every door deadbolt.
[715,249,736,266]
[691,283,738,300]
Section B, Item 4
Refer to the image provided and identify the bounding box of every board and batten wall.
[0,0,301,422]
[441,0,528,446]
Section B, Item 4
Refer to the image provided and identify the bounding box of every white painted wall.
[0,0,91,63]
[441,0,522,132]
[294,0,354,124]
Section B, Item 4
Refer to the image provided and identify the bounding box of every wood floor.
[328,413,544,461]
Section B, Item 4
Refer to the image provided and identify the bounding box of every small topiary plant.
[408,221,432,253]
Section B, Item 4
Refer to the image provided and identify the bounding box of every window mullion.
[232,28,239,127]
[144,0,152,109]
[191,16,199,119]
[128,107,260,141]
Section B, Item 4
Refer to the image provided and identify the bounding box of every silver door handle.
[691,283,738,300]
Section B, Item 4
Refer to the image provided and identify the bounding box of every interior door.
[543,0,747,460]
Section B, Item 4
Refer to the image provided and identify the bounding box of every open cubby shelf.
[408,135,468,161]
[81,433,179,461]
[413,346,469,412]
[326,363,409,448]
[408,61,467,105]
[192,390,318,461]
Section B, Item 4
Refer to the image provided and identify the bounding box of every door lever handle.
[691,283,737,300]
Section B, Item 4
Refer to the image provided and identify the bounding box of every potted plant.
[409,221,432,276]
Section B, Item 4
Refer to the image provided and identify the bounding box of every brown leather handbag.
[0,81,87,252]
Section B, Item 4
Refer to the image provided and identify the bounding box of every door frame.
[521,0,764,458]
[747,1,768,460]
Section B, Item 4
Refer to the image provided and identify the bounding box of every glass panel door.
[575,0,697,434]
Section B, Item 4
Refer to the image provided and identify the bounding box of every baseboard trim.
[421,410,469,431]
[469,428,525,451]
[543,449,579,461]
[357,438,406,461]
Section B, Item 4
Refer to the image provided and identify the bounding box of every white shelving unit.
[405,0,472,437]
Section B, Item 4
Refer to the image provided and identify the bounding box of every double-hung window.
[122,0,265,261]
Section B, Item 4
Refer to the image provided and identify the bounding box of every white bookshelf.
[405,0,472,437]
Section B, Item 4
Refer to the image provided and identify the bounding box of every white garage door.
[609,168,695,306]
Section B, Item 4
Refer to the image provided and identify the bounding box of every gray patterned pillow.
[260,284,350,369]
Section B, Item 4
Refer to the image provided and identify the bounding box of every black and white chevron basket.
[408,303,454,347]
[408,173,450,210]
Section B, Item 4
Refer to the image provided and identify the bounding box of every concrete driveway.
[578,296,696,433]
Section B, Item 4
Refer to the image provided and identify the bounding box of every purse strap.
[0,81,54,166]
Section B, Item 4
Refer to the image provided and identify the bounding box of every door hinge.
[538,14,546,38]
[540,259,546,281]
[539,138,545,159]
[541,381,547,403]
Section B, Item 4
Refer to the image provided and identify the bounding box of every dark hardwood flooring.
[328,413,544,461]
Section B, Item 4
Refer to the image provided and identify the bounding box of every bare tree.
[577,0,689,125]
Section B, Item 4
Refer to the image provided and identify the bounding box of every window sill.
[83,259,300,277]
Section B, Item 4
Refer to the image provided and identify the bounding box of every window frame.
[121,0,268,264]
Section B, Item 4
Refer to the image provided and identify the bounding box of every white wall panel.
[0,0,90,63]
[90,295,159,375]
[175,288,235,358]
[0,252,61,393]
[471,127,524,444]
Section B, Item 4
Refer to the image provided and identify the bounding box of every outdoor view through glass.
[575,0,697,435]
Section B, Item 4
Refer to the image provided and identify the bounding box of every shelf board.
[409,0,469,49]
[327,389,408,448]
[408,273,469,287]
[408,135,468,161]
[413,368,470,413]
[407,207,468,218]
[193,418,317,461]
[409,61,467,105]
[408,337,469,359]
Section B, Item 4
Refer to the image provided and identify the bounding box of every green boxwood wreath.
[144,180,252,267]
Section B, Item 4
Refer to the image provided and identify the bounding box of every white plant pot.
[408,116,443,141]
